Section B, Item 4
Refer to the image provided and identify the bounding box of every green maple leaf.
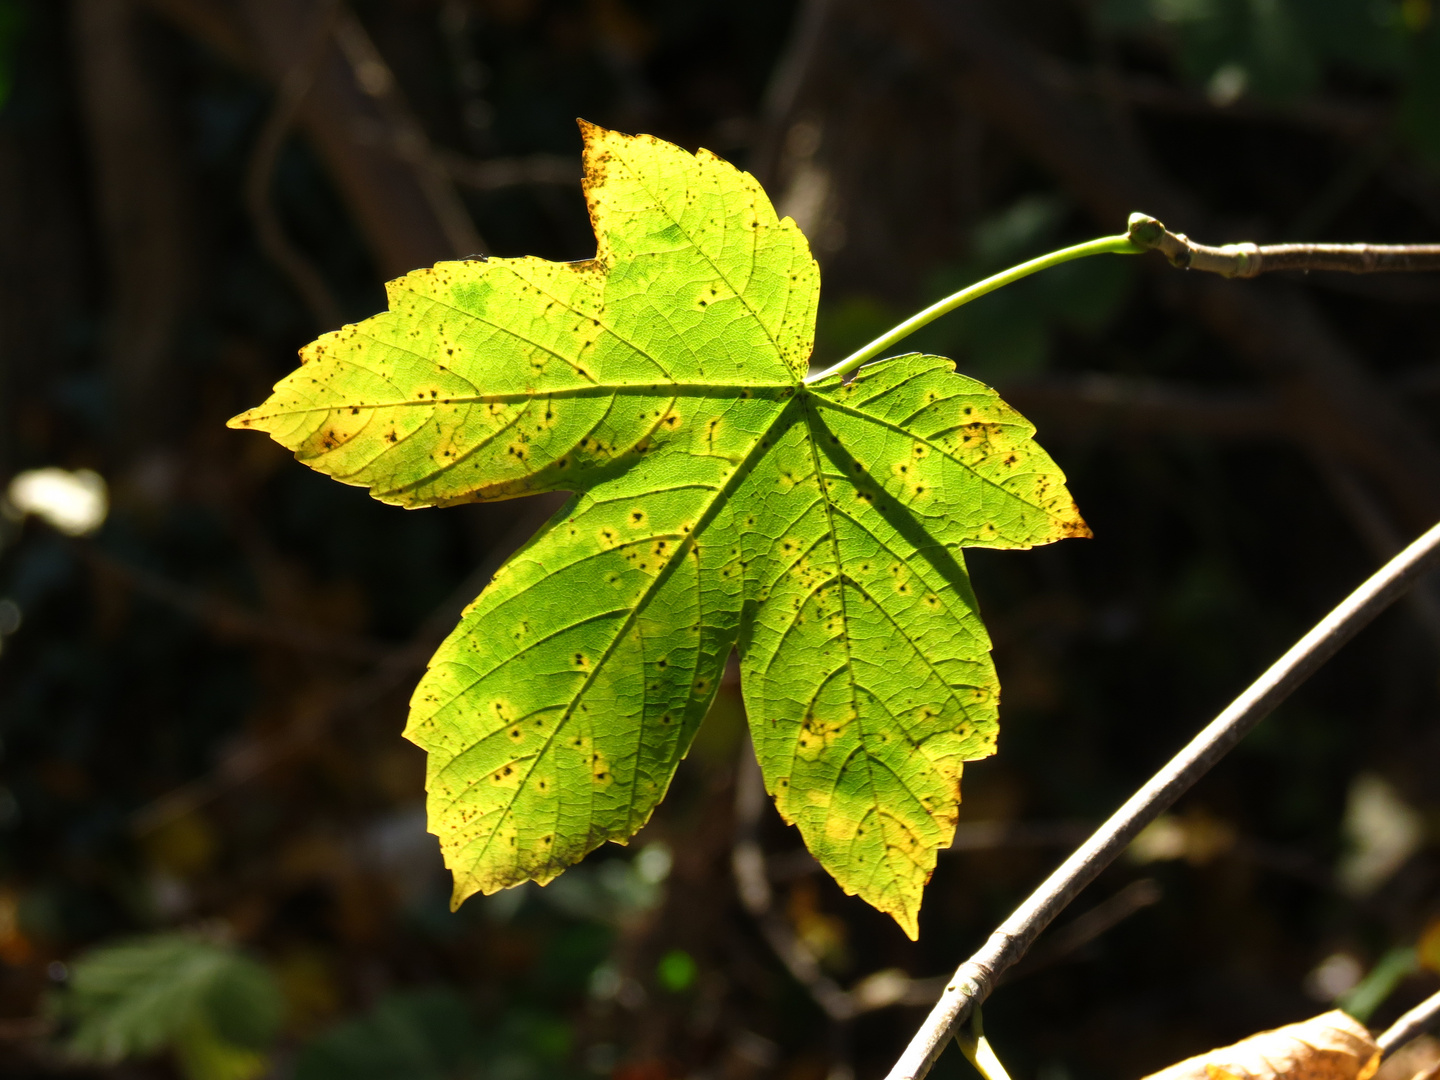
[230,122,1087,938]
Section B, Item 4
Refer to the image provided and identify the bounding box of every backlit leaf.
[230,122,1087,937]
[1140,1010,1380,1080]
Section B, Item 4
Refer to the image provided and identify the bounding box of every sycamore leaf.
[1140,1010,1381,1080]
[58,933,282,1080]
[230,121,1087,938]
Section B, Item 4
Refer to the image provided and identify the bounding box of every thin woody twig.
[1378,988,1440,1056]
[1318,459,1440,656]
[1001,879,1162,982]
[129,497,560,834]
[752,0,835,188]
[81,543,390,662]
[894,0,1440,526]
[733,741,952,1027]
[243,0,344,329]
[332,9,485,259]
[732,744,856,1023]
[436,150,579,192]
[1128,213,1440,278]
[888,521,1440,1080]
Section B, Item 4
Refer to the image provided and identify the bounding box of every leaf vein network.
[608,140,789,368]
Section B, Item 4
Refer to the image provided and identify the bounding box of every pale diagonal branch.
[1377,988,1440,1056]
[887,520,1440,1080]
[1128,213,1440,278]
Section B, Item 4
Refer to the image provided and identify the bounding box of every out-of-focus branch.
[1002,878,1162,981]
[1128,213,1440,278]
[129,633,424,836]
[1318,459,1440,656]
[129,496,558,835]
[732,747,856,1023]
[767,820,1094,884]
[1001,365,1440,443]
[890,0,1440,529]
[243,0,343,329]
[731,755,1130,1027]
[999,376,1286,441]
[752,0,836,188]
[141,0,484,276]
[74,0,195,448]
[134,0,253,71]
[437,151,580,192]
[886,522,1440,1080]
[330,8,484,260]
[1048,66,1385,142]
[232,0,480,276]
[81,543,389,662]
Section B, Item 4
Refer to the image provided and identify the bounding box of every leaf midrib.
[252,381,800,417]
[457,392,805,868]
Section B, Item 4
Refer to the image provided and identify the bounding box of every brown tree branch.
[998,376,1286,441]
[1001,878,1163,982]
[732,745,956,1029]
[437,151,580,192]
[1379,989,1440,1056]
[140,0,485,276]
[80,543,389,662]
[890,0,1440,529]
[1128,213,1440,278]
[1034,61,1385,142]
[129,496,560,835]
[329,8,485,260]
[887,522,1440,1080]
[1317,459,1440,655]
[732,746,856,1023]
[134,0,253,71]
[232,0,480,276]
[243,0,344,328]
[752,0,837,189]
[73,0,195,447]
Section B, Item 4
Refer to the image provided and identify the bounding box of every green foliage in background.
[231,122,1088,938]
[293,989,576,1080]
[1100,0,1440,161]
[54,932,284,1080]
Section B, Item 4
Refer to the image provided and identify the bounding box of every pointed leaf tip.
[230,123,1086,934]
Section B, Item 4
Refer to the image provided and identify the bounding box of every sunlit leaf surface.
[231,122,1087,937]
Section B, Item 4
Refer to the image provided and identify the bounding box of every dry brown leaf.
[1376,1035,1440,1080]
[1141,1011,1380,1080]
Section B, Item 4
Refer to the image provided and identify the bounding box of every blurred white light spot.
[7,468,108,536]
[0,599,21,636]
[1128,815,1187,863]
[148,872,192,919]
[1304,952,1363,1001]
[1207,63,1249,107]
[635,842,672,884]
[588,962,621,1000]
[851,968,911,1010]
[1339,773,1424,896]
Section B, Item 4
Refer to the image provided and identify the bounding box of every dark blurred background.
[2,1,1440,1078]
